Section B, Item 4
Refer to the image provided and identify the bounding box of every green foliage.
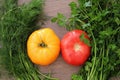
[79,33,91,46]
[0,0,57,80]
[52,0,120,80]
[72,74,83,80]
[51,13,67,28]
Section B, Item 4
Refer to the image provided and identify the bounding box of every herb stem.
[100,46,105,80]
[87,30,97,80]
[9,47,16,78]
[98,3,102,12]
[38,71,59,80]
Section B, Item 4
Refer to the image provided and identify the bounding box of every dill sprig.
[0,0,57,80]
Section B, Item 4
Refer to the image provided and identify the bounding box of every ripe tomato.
[27,28,60,66]
[61,30,91,66]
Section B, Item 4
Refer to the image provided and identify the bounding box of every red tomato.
[61,30,91,66]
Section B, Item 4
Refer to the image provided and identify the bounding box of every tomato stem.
[39,42,47,47]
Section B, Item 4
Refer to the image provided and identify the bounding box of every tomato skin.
[61,30,91,66]
[27,28,60,66]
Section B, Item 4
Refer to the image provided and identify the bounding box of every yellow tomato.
[27,28,60,66]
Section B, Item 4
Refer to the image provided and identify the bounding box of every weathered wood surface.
[39,0,80,80]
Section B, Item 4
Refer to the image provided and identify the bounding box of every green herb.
[0,0,57,80]
[52,0,120,80]
[80,33,91,46]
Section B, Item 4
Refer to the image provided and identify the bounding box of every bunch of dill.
[0,0,56,80]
